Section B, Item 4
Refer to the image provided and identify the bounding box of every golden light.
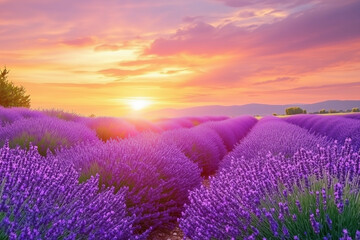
[128,98,152,111]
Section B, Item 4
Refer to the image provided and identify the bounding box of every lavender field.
[1,107,360,239]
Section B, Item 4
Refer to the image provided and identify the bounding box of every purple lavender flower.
[340,229,352,240]
[200,116,257,151]
[221,117,330,169]
[282,225,290,238]
[322,188,327,210]
[310,214,320,234]
[0,107,22,126]
[161,126,226,176]
[180,138,360,240]
[285,114,360,149]
[355,230,360,240]
[326,215,332,230]
[334,183,344,213]
[296,200,302,212]
[0,142,140,239]
[58,133,202,234]
[42,109,81,122]
[0,117,98,156]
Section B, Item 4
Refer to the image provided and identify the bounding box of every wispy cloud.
[253,77,297,85]
[61,37,96,47]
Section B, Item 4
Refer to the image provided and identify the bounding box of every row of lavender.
[180,114,360,239]
[0,107,258,239]
[0,107,227,156]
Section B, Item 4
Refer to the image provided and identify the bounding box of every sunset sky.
[1,0,359,117]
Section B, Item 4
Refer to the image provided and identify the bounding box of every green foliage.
[0,68,30,108]
[0,232,8,240]
[285,107,306,115]
[10,132,69,156]
[352,107,360,113]
[251,176,360,239]
[320,109,328,114]
[329,109,337,113]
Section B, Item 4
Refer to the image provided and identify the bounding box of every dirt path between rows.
[148,178,210,240]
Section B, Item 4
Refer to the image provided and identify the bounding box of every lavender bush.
[247,177,360,239]
[201,116,257,151]
[161,127,227,176]
[0,107,21,127]
[155,119,183,131]
[0,117,98,156]
[42,109,82,122]
[285,114,360,148]
[126,118,162,133]
[10,107,45,119]
[221,117,330,169]
[180,139,360,239]
[0,142,140,240]
[80,117,138,141]
[0,107,45,127]
[57,134,202,234]
[169,118,194,128]
[155,116,228,131]
[342,113,360,120]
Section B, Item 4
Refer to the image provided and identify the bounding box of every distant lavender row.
[0,107,229,156]
[1,106,228,134]
[180,139,360,239]
[161,116,257,176]
[285,114,360,148]
[0,117,99,156]
[0,107,45,127]
[342,113,360,120]
[82,115,229,141]
[0,143,142,240]
[56,134,202,234]
[220,116,330,169]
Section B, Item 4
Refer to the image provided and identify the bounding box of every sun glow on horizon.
[127,98,152,111]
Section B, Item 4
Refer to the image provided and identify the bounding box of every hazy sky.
[1,0,359,116]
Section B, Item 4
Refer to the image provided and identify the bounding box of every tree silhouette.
[0,67,30,108]
[285,107,306,115]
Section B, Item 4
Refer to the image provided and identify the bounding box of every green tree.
[352,107,360,112]
[0,67,30,108]
[285,107,306,115]
[319,109,327,114]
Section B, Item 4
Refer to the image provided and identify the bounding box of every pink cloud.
[61,37,96,47]
[214,0,319,8]
[253,77,297,85]
[145,22,248,56]
[147,1,360,57]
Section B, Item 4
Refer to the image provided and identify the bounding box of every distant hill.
[145,100,360,118]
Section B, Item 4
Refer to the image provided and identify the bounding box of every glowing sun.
[128,98,151,111]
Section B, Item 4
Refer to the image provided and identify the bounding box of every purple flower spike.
[355,230,360,240]
[310,214,320,234]
[326,214,332,230]
[340,229,352,240]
